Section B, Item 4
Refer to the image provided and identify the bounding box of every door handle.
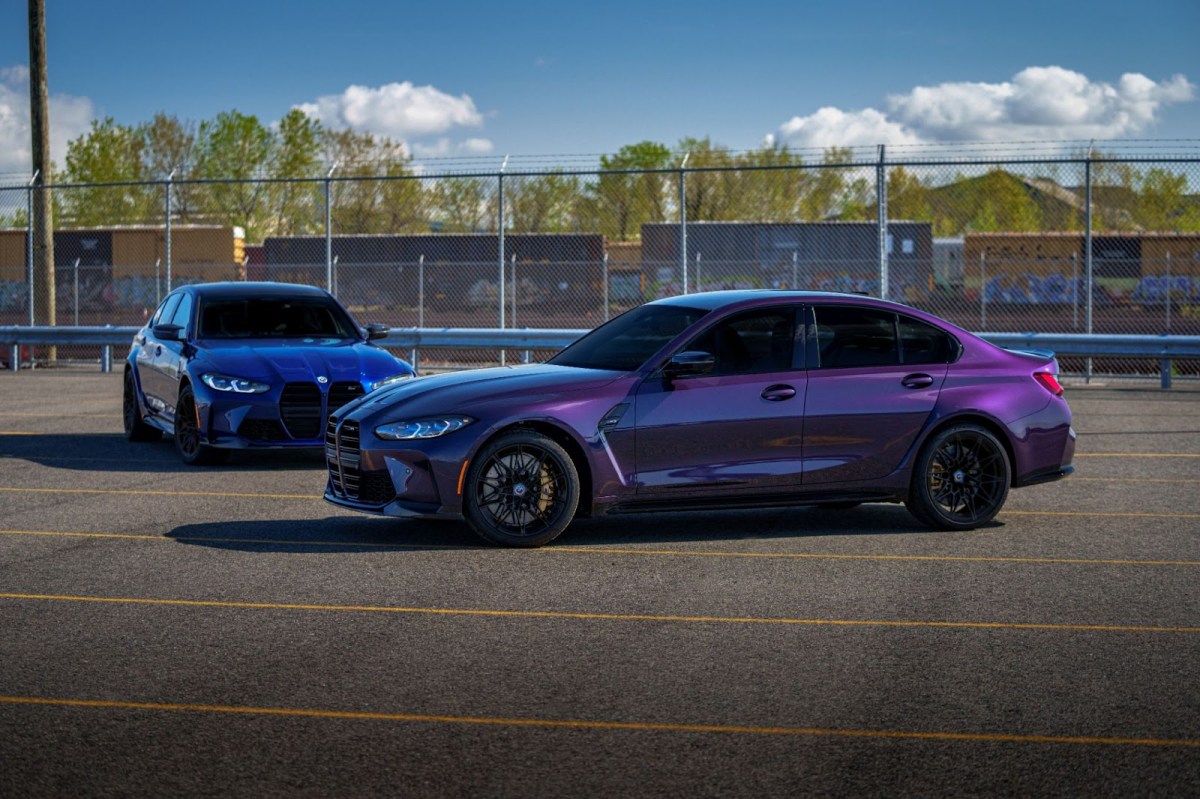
[902,373,934,389]
[761,384,796,402]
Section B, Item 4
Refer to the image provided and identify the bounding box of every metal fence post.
[1084,154,1094,382]
[73,258,80,325]
[681,153,691,293]
[498,158,508,366]
[165,172,173,291]
[877,145,888,300]
[325,164,337,293]
[418,254,425,329]
[1165,252,1172,333]
[26,172,36,327]
[602,252,609,321]
[980,251,987,331]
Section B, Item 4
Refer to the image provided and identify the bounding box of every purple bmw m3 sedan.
[325,291,1075,546]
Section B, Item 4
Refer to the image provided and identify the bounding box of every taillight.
[1033,371,1064,397]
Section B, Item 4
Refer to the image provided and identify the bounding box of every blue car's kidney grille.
[280,382,323,439]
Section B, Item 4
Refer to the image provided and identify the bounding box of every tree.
[887,167,932,222]
[799,147,853,221]
[431,175,492,233]
[194,111,275,240]
[505,170,583,233]
[1136,168,1191,232]
[140,113,200,223]
[737,144,805,222]
[323,128,427,234]
[589,141,672,240]
[270,109,324,236]
[62,117,154,226]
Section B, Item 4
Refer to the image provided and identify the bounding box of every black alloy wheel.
[464,430,580,547]
[906,423,1010,530]
[123,370,161,442]
[174,384,227,466]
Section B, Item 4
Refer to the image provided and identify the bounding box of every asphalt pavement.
[1,370,1197,797]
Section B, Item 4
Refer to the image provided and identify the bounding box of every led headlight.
[201,373,270,394]
[375,416,474,440]
[369,372,416,392]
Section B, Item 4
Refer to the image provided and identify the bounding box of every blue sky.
[1,0,1198,174]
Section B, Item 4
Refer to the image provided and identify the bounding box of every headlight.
[375,416,474,440]
[369,372,416,392]
[201,373,270,394]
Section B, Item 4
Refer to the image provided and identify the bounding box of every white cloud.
[778,106,922,148]
[0,65,95,176]
[775,66,1195,148]
[410,136,495,159]
[296,81,483,139]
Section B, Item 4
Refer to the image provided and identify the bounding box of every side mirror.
[365,323,390,341]
[152,323,185,342]
[663,350,715,379]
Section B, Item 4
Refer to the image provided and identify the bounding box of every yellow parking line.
[2,592,1196,634]
[1074,453,1200,458]
[4,529,1199,567]
[0,487,1195,520]
[1003,510,1200,520]
[0,487,312,500]
[0,431,44,436]
[0,412,111,417]
[1073,477,1200,484]
[0,695,1195,747]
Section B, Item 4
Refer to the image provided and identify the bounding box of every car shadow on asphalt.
[165,504,961,553]
[0,433,328,473]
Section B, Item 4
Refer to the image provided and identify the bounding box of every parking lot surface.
[1,370,1198,797]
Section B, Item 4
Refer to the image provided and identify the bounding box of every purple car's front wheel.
[906,424,1010,530]
[464,430,580,547]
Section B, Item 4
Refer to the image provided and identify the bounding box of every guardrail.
[4,326,1200,388]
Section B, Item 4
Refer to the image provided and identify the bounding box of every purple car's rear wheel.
[906,423,1010,530]
[464,430,579,547]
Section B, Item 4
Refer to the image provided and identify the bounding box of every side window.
[814,306,898,369]
[686,308,796,376]
[152,294,182,328]
[168,293,194,333]
[898,315,957,364]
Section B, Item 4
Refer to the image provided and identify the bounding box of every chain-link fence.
[3,145,1199,375]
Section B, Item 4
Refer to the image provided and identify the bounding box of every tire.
[906,423,1010,530]
[174,384,228,466]
[123,370,162,442]
[463,430,580,547]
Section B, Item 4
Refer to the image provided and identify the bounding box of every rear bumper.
[1014,463,1075,487]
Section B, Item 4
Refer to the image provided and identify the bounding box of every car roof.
[180,282,333,300]
[651,289,909,312]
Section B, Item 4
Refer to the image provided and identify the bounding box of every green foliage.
[55,113,1200,244]
[62,117,156,225]
[506,171,583,233]
[588,141,672,240]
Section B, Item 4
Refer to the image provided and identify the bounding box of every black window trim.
[805,304,963,370]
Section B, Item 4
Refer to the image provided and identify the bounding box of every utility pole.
[28,0,55,345]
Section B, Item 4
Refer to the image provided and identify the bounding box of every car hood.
[193,339,409,385]
[339,363,625,419]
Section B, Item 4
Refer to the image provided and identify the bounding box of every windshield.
[198,297,359,339]
[548,304,708,371]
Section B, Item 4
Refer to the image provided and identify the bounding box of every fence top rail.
[4,326,1200,358]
